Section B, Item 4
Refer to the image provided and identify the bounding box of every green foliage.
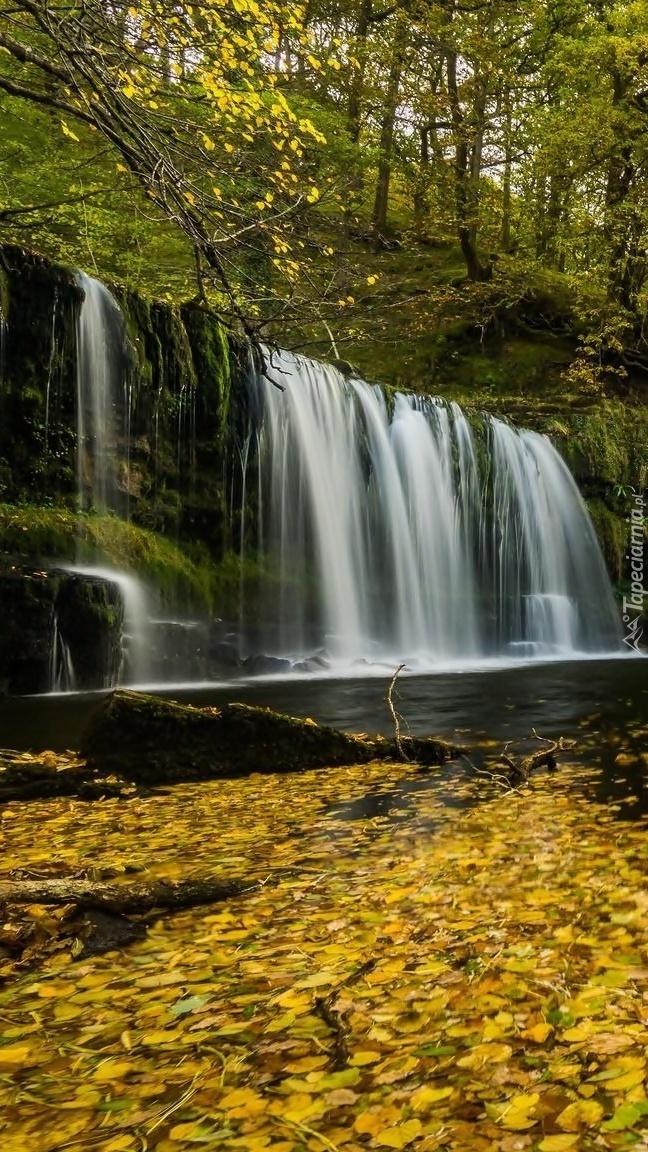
[0,94,197,300]
[561,401,648,489]
[586,498,628,583]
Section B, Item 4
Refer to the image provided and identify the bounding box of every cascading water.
[72,276,157,687]
[242,349,622,668]
[65,565,153,684]
[49,613,76,693]
[76,272,126,514]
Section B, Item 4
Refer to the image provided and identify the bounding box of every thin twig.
[386,663,410,762]
[313,958,376,1070]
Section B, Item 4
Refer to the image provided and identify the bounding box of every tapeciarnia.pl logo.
[622,487,646,653]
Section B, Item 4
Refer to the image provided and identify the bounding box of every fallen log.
[0,875,246,915]
[0,754,137,803]
[80,690,460,784]
[0,874,248,969]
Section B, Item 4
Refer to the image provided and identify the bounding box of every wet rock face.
[0,563,124,695]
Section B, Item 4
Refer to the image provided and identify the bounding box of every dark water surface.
[1,655,645,760]
[0,657,646,821]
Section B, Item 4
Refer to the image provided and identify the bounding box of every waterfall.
[65,565,153,684]
[243,349,622,668]
[49,612,76,693]
[0,304,6,398]
[76,273,126,513]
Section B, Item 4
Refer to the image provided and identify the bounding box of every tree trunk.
[604,68,641,309]
[500,93,513,251]
[347,0,373,147]
[371,18,407,249]
[446,49,491,281]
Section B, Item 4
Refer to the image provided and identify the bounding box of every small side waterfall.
[66,565,153,684]
[76,273,126,513]
[49,612,77,693]
[73,277,156,686]
[242,349,622,667]
[0,304,7,394]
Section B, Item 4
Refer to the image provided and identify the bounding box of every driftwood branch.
[314,959,376,1070]
[386,664,411,762]
[314,995,351,1070]
[499,731,576,784]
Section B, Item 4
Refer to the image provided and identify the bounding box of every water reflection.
[1,657,646,817]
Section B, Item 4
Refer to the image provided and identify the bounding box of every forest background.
[2,0,648,398]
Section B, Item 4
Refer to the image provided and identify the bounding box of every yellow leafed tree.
[0,0,328,327]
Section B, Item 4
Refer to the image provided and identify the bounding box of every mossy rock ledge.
[80,690,460,783]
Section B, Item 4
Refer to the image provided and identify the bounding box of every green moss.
[180,303,231,432]
[557,401,648,489]
[0,505,309,623]
[585,499,628,583]
[0,504,215,615]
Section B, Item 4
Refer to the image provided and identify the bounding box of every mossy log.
[80,690,460,783]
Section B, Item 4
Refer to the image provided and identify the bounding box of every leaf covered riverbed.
[1,756,648,1152]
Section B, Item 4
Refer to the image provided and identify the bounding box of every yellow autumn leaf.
[169,1123,202,1141]
[526,1022,553,1042]
[350,1051,382,1066]
[354,1111,385,1137]
[264,1010,296,1032]
[285,1055,329,1073]
[556,1099,605,1131]
[538,1137,580,1151]
[605,1068,645,1090]
[60,120,80,142]
[53,1002,83,1021]
[295,971,336,988]
[392,1010,430,1033]
[283,1093,325,1123]
[375,1120,423,1148]
[141,1030,183,1045]
[563,1022,596,1041]
[483,1019,508,1040]
[92,1059,136,1083]
[59,1090,103,1109]
[0,1043,41,1068]
[219,1087,266,1114]
[498,1092,540,1131]
[411,1085,454,1110]
[102,1137,137,1152]
[457,1042,513,1069]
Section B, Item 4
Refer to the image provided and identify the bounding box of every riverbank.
[1,753,648,1150]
